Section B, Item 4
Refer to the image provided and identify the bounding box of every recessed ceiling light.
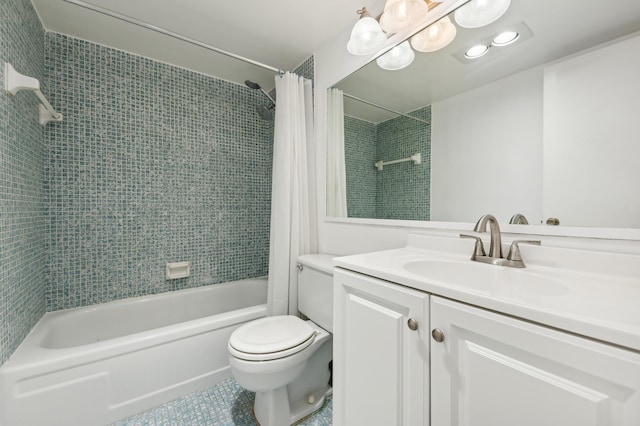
[464,44,489,59]
[492,31,520,47]
[452,22,533,64]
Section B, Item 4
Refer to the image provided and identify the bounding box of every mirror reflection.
[328,0,640,228]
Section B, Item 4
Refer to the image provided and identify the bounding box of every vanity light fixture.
[454,0,511,29]
[464,44,489,59]
[379,0,429,33]
[411,15,457,52]
[347,7,388,56]
[376,41,415,70]
[492,30,519,46]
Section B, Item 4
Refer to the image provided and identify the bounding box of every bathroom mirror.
[327,0,640,229]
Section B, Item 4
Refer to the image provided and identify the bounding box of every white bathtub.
[0,277,267,426]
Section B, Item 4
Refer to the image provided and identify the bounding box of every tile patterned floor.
[111,377,332,426]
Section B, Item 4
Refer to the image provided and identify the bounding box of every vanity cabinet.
[430,296,640,426]
[334,269,640,426]
[333,269,430,426]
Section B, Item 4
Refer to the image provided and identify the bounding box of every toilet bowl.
[228,254,334,426]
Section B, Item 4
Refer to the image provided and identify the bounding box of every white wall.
[431,68,543,224]
[543,33,640,228]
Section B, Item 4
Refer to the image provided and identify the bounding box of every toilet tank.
[297,254,335,333]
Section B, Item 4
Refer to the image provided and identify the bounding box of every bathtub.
[0,277,267,426]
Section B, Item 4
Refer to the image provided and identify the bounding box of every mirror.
[328,0,640,229]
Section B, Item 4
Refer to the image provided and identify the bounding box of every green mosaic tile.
[344,116,377,218]
[376,106,431,221]
[344,106,431,221]
[44,33,276,311]
[0,0,47,366]
[111,377,332,426]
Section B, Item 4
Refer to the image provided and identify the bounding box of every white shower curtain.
[326,88,348,217]
[267,72,317,316]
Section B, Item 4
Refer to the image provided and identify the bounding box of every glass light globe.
[376,41,415,70]
[347,16,388,55]
[380,0,428,33]
[411,16,457,53]
[454,0,511,29]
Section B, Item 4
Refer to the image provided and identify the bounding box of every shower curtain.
[326,88,348,217]
[267,72,317,316]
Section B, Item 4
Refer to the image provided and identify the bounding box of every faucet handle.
[460,233,486,259]
[507,240,541,262]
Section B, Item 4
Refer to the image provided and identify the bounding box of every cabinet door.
[431,296,640,426]
[333,269,430,426]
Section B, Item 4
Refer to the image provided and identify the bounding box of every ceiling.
[335,0,640,122]
[29,0,640,119]
[31,0,387,91]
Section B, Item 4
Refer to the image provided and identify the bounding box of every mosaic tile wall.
[294,56,314,82]
[376,106,431,221]
[0,0,46,365]
[344,106,431,220]
[344,116,377,218]
[44,33,275,311]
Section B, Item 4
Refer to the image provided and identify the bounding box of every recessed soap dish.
[166,261,191,280]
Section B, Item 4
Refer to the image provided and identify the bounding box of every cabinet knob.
[431,328,445,342]
[407,318,418,331]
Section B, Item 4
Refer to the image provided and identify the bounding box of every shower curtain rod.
[62,0,285,75]
[342,92,431,125]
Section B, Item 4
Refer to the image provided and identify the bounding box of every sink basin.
[403,259,570,297]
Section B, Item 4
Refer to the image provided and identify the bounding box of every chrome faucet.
[460,214,540,268]
[474,214,503,258]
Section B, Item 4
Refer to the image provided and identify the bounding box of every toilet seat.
[229,316,316,361]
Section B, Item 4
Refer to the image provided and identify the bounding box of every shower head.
[257,103,276,121]
[244,79,276,105]
[244,80,262,90]
[245,79,276,120]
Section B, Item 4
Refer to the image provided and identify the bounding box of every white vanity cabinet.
[334,268,640,426]
[430,296,640,426]
[333,269,430,426]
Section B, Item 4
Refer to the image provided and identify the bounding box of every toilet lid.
[229,316,315,355]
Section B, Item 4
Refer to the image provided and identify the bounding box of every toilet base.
[254,386,331,426]
[252,335,332,426]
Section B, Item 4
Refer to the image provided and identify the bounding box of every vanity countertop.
[333,234,640,352]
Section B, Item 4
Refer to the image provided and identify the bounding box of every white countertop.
[333,234,640,352]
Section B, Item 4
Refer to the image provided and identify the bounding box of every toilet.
[228,254,334,426]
